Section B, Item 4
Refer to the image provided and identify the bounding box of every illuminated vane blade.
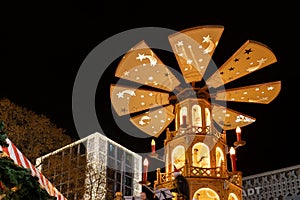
[130,105,175,137]
[110,84,170,116]
[214,81,281,104]
[115,40,180,92]
[206,40,277,88]
[212,104,256,130]
[168,25,224,83]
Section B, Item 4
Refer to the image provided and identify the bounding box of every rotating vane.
[110,25,281,137]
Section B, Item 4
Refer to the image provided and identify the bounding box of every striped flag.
[0,138,67,200]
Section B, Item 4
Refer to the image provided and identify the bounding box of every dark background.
[2,1,299,179]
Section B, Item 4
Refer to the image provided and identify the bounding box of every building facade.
[242,164,300,200]
[36,132,142,200]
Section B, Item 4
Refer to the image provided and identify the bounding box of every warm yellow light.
[229,147,236,155]
[151,139,155,146]
[235,126,241,134]
[143,158,149,166]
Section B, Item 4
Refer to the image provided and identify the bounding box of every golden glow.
[205,107,211,126]
[130,104,175,137]
[192,105,202,127]
[228,193,239,200]
[229,147,236,155]
[193,188,220,200]
[212,104,256,130]
[215,147,224,167]
[151,139,155,146]
[192,143,210,168]
[214,81,281,104]
[143,158,149,166]
[235,126,241,134]
[179,107,188,126]
[206,40,277,88]
[114,40,180,91]
[110,84,170,116]
[168,26,224,83]
[172,146,185,169]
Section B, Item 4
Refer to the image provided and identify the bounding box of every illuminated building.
[242,164,300,199]
[36,132,142,200]
[153,97,243,200]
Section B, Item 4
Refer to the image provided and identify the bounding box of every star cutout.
[202,35,212,43]
[257,57,267,65]
[139,120,146,126]
[260,97,268,101]
[177,41,184,46]
[136,53,145,61]
[187,59,193,64]
[244,48,252,54]
[116,92,124,98]
[234,58,239,62]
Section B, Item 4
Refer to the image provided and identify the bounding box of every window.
[193,188,220,200]
[125,187,132,196]
[107,168,115,179]
[180,107,188,127]
[117,147,123,161]
[216,147,224,167]
[228,193,239,200]
[172,145,185,170]
[108,143,115,157]
[88,138,95,150]
[192,143,210,168]
[106,143,135,197]
[79,142,87,155]
[192,105,202,127]
[116,172,121,182]
[126,153,132,165]
[205,107,211,126]
[125,176,132,187]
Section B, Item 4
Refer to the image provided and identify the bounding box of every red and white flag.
[0,138,67,200]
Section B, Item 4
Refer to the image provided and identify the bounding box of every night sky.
[2,1,299,177]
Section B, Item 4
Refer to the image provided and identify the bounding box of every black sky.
[2,1,299,177]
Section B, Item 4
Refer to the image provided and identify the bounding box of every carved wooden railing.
[165,126,223,143]
[155,165,242,188]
